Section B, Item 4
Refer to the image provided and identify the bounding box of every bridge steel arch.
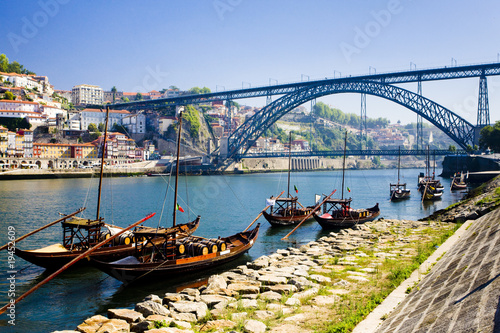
[226,81,475,160]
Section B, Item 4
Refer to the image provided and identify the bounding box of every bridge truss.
[225,81,475,161]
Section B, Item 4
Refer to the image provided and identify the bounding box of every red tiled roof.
[0,99,39,105]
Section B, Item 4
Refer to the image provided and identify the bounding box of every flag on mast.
[176,203,184,213]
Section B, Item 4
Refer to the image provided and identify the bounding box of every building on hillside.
[79,108,130,131]
[21,129,33,157]
[93,132,137,159]
[158,116,177,133]
[33,142,98,159]
[103,90,124,103]
[72,84,103,105]
[121,113,146,134]
[149,90,162,99]
[33,75,54,95]
[0,109,48,128]
[0,125,7,157]
[0,99,40,112]
[41,105,66,119]
[0,72,43,91]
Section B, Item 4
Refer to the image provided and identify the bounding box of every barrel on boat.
[209,238,227,252]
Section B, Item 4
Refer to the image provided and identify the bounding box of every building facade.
[71,84,103,105]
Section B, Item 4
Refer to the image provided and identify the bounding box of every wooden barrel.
[190,242,208,256]
[199,240,218,253]
[117,233,132,245]
[209,238,227,252]
[176,243,185,255]
[99,230,111,241]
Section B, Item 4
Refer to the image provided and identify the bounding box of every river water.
[0,168,466,332]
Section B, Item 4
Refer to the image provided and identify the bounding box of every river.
[0,168,466,332]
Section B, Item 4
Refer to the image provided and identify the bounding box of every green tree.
[4,91,15,100]
[479,121,500,153]
[182,105,201,138]
[98,123,105,132]
[7,61,22,74]
[169,85,179,91]
[448,145,456,152]
[121,96,129,102]
[111,86,117,103]
[136,92,143,100]
[0,54,8,72]
[88,123,98,132]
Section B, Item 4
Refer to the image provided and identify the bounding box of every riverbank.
[60,177,500,333]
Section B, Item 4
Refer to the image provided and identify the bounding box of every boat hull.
[15,218,200,270]
[313,204,380,229]
[390,190,411,201]
[92,224,260,284]
[262,208,315,227]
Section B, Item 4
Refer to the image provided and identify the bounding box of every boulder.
[168,301,208,320]
[77,315,109,333]
[258,275,288,285]
[247,256,270,270]
[309,274,331,283]
[243,319,267,333]
[201,319,235,331]
[253,310,274,320]
[199,294,233,308]
[227,282,260,295]
[96,319,130,333]
[163,293,182,304]
[135,301,170,317]
[144,294,163,304]
[108,309,145,323]
[205,274,227,291]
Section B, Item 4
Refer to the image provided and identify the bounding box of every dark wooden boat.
[14,217,200,270]
[14,107,199,270]
[450,172,468,190]
[263,197,316,226]
[390,146,410,201]
[421,147,443,201]
[92,223,260,284]
[92,111,260,284]
[313,131,380,229]
[263,133,315,226]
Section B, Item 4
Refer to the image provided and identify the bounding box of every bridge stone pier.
[291,157,320,170]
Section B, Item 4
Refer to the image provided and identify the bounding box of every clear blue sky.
[1,0,499,124]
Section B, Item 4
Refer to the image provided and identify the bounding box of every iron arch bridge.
[225,81,475,162]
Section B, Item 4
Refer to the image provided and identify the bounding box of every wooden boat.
[92,223,260,284]
[263,133,315,226]
[313,131,380,229]
[421,147,443,201]
[390,146,410,201]
[450,172,468,190]
[91,111,260,284]
[13,107,199,270]
[15,217,200,270]
[262,197,315,226]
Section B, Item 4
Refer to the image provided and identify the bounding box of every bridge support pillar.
[416,80,423,150]
[476,75,490,145]
[360,93,366,150]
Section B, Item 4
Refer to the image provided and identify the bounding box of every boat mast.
[287,132,291,198]
[173,110,183,227]
[96,106,110,220]
[341,131,347,200]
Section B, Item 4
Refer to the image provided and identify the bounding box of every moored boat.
[92,223,260,284]
[263,133,315,226]
[313,131,380,229]
[390,146,411,201]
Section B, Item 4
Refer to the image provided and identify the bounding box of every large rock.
[263,284,298,295]
[168,301,208,320]
[258,275,288,285]
[96,318,130,333]
[227,282,260,295]
[203,275,227,293]
[202,319,235,331]
[247,256,270,270]
[259,291,282,301]
[163,293,182,304]
[243,319,266,333]
[144,294,163,304]
[77,315,109,333]
[309,274,331,283]
[199,294,233,308]
[135,301,170,317]
[108,309,145,323]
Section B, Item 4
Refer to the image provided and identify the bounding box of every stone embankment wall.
[441,154,500,176]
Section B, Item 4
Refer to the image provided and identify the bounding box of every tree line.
[0,54,35,75]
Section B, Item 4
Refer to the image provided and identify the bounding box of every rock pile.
[63,217,454,333]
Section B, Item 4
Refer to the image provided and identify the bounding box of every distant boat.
[421,146,443,201]
[313,131,380,229]
[450,171,468,190]
[263,133,315,226]
[390,146,410,201]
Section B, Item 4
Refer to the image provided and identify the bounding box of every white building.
[22,129,33,157]
[80,108,130,131]
[122,113,146,134]
[0,72,43,91]
[41,105,66,119]
[158,116,177,133]
[0,100,40,112]
[72,84,103,105]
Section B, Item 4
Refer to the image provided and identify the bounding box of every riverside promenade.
[356,206,500,333]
